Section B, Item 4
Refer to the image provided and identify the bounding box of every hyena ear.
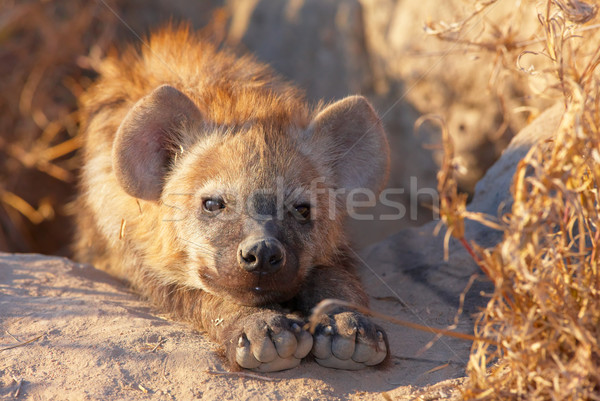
[307,96,390,192]
[112,84,203,201]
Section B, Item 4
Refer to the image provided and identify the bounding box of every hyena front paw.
[311,311,388,370]
[233,313,313,372]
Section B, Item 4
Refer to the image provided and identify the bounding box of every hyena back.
[74,26,391,372]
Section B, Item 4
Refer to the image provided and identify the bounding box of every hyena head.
[112,85,389,306]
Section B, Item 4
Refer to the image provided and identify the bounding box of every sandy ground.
[0,105,560,400]
[0,251,471,401]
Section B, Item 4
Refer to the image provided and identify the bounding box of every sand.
[0,252,469,400]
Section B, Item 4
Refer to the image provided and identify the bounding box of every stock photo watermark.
[162,176,439,223]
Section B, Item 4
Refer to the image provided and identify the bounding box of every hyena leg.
[199,294,313,372]
[293,266,389,370]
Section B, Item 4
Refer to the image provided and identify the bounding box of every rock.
[360,103,564,368]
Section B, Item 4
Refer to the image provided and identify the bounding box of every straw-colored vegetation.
[0,0,122,253]
[434,1,600,399]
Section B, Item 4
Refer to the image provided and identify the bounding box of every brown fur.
[74,25,390,371]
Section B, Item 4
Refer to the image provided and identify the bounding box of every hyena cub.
[74,26,390,372]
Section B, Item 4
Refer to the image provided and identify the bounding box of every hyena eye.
[293,204,311,221]
[202,198,225,213]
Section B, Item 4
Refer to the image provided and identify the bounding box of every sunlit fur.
[74,25,389,368]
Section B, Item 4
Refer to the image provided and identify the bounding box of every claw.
[294,330,313,359]
[253,335,278,363]
[377,332,387,353]
[272,330,297,359]
[352,340,373,363]
[366,332,388,366]
[291,323,301,333]
[323,326,333,336]
[332,333,355,360]
[236,335,261,370]
[312,332,333,359]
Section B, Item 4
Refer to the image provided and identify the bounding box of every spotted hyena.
[74,26,390,372]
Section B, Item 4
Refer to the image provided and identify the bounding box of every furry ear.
[307,96,390,192]
[112,85,203,201]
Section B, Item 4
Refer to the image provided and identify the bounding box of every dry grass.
[0,0,125,253]
[434,1,600,399]
[0,1,227,255]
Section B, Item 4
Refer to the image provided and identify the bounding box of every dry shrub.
[434,1,600,399]
[416,0,600,192]
[465,86,600,400]
[0,0,123,253]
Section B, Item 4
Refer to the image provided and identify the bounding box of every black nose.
[238,237,285,274]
